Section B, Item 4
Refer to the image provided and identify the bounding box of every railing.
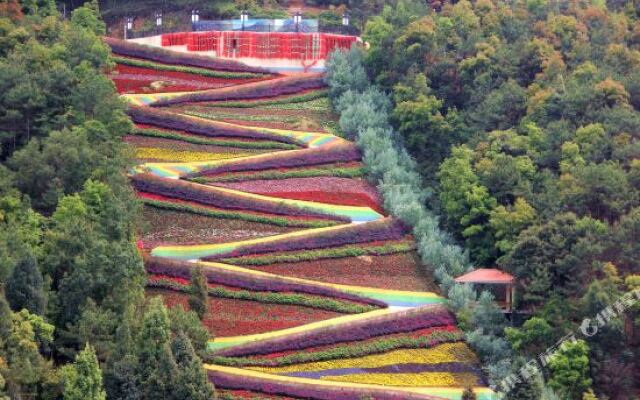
[123,20,359,40]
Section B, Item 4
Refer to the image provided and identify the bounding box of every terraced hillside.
[108,38,496,400]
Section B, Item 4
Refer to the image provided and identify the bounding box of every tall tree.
[188,266,208,321]
[171,332,215,400]
[5,254,45,315]
[63,344,106,400]
[548,340,592,400]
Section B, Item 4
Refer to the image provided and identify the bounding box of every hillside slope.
[107,38,496,400]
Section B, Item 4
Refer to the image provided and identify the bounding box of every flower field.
[107,38,496,399]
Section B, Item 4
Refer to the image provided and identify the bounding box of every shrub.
[325,47,514,386]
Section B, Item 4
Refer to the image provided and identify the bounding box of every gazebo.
[454,268,516,313]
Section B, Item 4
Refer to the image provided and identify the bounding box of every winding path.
[111,44,496,399]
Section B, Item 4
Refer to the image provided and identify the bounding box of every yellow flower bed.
[136,147,249,162]
[249,343,478,374]
[321,372,480,387]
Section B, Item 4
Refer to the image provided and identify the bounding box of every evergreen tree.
[0,293,11,340]
[5,254,45,315]
[63,344,106,400]
[188,266,208,321]
[171,331,215,400]
[136,298,176,400]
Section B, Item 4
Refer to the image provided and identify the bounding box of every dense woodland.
[347,0,640,398]
[0,1,214,399]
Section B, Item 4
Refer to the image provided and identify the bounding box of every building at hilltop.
[127,17,359,73]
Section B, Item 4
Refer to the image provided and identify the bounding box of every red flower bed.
[138,204,295,249]
[151,73,326,106]
[104,37,269,73]
[144,256,385,307]
[131,176,350,223]
[266,192,383,214]
[112,64,250,94]
[147,288,341,337]
[253,252,437,292]
[211,177,382,211]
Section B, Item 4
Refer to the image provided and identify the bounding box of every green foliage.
[63,344,106,400]
[502,213,606,306]
[5,254,45,315]
[548,340,592,400]
[170,332,215,400]
[188,266,208,321]
[325,46,368,103]
[438,145,498,263]
[505,317,554,356]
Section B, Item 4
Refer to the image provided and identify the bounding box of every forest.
[0,1,214,399]
[345,0,640,398]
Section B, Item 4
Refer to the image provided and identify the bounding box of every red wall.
[161,31,357,60]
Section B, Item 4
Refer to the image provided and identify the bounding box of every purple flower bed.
[131,174,350,223]
[214,304,455,357]
[202,218,407,260]
[105,37,269,73]
[195,144,361,177]
[285,362,480,379]
[145,256,386,307]
[152,74,326,106]
[208,369,444,400]
[128,106,299,145]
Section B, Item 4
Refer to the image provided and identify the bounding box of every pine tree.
[171,331,215,400]
[188,266,208,321]
[136,298,176,400]
[6,255,45,315]
[0,293,11,340]
[63,344,106,400]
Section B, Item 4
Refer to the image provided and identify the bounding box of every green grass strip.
[220,241,416,266]
[114,56,268,79]
[206,330,464,367]
[142,198,339,229]
[190,166,365,183]
[131,127,298,150]
[148,278,378,315]
[200,89,328,108]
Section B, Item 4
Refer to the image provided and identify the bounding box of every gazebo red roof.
[454,268,515,285]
